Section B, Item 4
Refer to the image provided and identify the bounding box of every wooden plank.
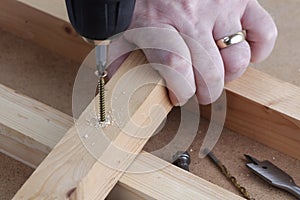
[0,0,91,63]
[0,76,241,200]
[13,50,172,199]
[110,151,243,200]
[0,129,48,169]
[0,84,73,150]
[68,53,173,199]
[0,84,73,168]
[201,69,300,159]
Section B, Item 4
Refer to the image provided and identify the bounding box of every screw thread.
[98,76,106,122]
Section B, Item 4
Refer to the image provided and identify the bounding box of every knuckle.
[263,24,278,42]
[164,53,191,72]
[200,70,223,87]
[227,54,249,73]
[195,68,224,105]
[184,89,196,102]
[223,42,250,74]
[196,84,223,105]
[259,16,278,42]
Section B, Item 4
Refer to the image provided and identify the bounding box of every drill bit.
[96,43,109,123]
[204,149,255,200]
[245,155,300,199]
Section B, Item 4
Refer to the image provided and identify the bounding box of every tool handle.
[286,185,300,199]
[66,0,136,40]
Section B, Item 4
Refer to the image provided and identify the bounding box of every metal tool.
[65,0,136,122]
[245,155,300,199]
[205,149,255,200]
[172,151,191,171]
[96,44,109,122]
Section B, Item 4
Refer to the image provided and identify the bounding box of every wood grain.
[0,79,241,199]
[0,84,73,168]
[200,69,300,159]
[13,50,172,199]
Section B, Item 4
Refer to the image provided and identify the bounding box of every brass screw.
[98,71,107,122]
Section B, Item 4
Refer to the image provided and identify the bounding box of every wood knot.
[64,25,73,35]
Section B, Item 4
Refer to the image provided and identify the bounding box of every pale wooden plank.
[13,50,173,199]
[115,151,243,200]
[69,86,172,199]
[0,76,241,200]
[0,130,47,168]
[68,56,173,199]
[0,84,73,149]
[0,84,73,167]
[226,68,300,121]
[226,69,300,158]
[201,68,300,159]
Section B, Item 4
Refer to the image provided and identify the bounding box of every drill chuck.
[66,0,136,41]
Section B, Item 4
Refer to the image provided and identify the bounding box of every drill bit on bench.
[245,154,300,199]
[204,149,255,200]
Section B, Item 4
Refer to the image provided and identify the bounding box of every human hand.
[109,0,277,106]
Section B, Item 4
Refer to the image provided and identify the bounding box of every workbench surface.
[0,0,300,199]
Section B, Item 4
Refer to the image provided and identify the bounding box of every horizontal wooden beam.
[0,85,242,200]
[201,69,300,159]
[0,84,73,168]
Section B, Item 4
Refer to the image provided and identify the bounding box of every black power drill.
[65,0,136,41]
[65,0,136,122]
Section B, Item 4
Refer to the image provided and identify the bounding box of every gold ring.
[216,30,246,49]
